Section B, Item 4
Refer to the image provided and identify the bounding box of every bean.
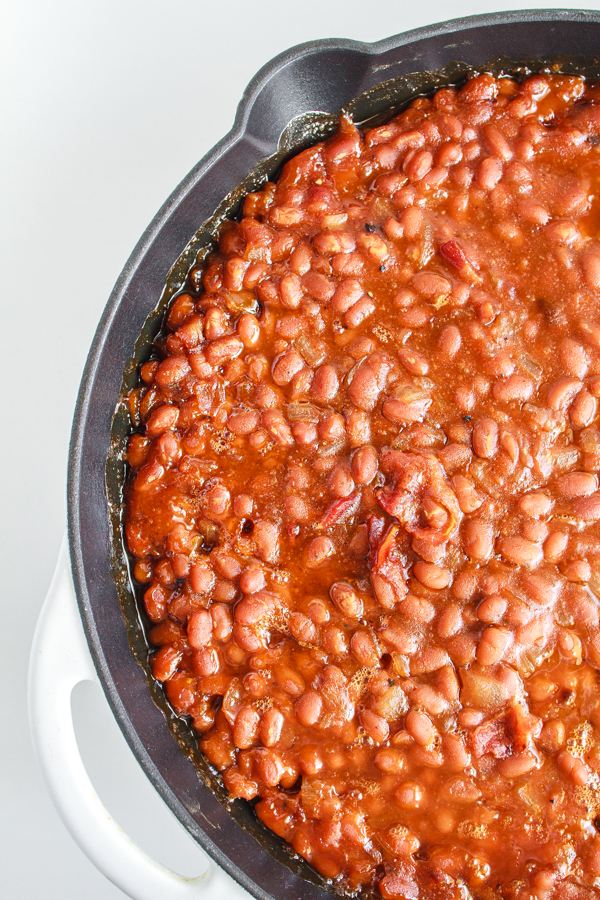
[239,565,266,594]
[498,752,537,778]
[519,492,551,518]
[189,562,215,594]
[321,624,348,657]
[205,484,230,516]
[227,409,260,435]
[397,347,429,375]
[233,706,260,749]
[582,253,600,291]
[152,645,183,682]
[329,463,355,498]
[437,325,461,356]
[476,627,512,666]
[147,404,179,436]
[543,530,568,561]
[413,561,451,590]
[558,750,589,785]
[306,536,334,568]
[559,338,588,378]
[547,377,582,409]
[492,374,534,403]
[360,708,389,744]
[331,278,363,314]
[211,604,233,642]
[405,149,433,181]
[400,593,435,623]
[235,591,276,626]
[477,594,507,623]
[452,475,483,513]
[254,520,279,562]
[344,296,375,328]
[409,685,447,716]
[437,604,463,639]
[295,691,323,727]
[483,123,513,160]
[574,493,600,521]
[374,748,406,774]
[477,156,503,189]
[260,708,284,748]
[187,610,213,649]
[288,612,317,645]
[497,535,542,568]
[556,471,596,498]
[412,272,451,298]
[272,350,304,386]
[205,336,243,366]
[516,198,549,224]
[570,390,596,428]
[395,780,424,809]
[400,206,424,239]
[351,445,378,485]
[463,519,494,561]
[330,582,363,618]
[406,709,437,747]
[311,365,339,403]
[350,630,380,667]
[349,365,380,411]
[472,417,498,458]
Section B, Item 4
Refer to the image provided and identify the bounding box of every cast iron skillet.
[69,10,600,899]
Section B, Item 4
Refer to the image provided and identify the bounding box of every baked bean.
[235,591,276,626]
[306,536,334,568]
[463,519,494,561]
[570,389,596,427]
[543,530,568,561]
[413,561,451,590]
[187,610,213,649]
[472,417,498,458]
[406,709,437,747]
[497,535,542,568]
[477,595,507,624]
[519,492,551,518]
[360,708,389,744]
[239,565,266,594]
[350,445,378,484]
[547,377,582,410]
[227,409,260,435]
[211,605,233,642]
[556,471,596,498]
[477,156,503,189]
[400,593,435,623]
[189,562,215,594]
[295,691,323,727]
[330,582,363,618]
[499,752,538,778]
[350,630,379,667]
[476,627,512,666]
[233,706,260,749]
[311,364,339,403]
[558,750,589,785]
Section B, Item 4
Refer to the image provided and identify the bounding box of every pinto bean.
[472,418,499,458]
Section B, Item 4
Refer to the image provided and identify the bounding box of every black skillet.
[69,10,600,899]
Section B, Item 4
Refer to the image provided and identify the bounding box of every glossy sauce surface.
[125,74,600,899]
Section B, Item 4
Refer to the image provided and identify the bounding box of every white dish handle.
[28,536,244,900]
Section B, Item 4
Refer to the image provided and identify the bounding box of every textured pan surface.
[69,11,600,900]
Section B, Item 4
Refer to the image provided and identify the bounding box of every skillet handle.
[28,536,243,900]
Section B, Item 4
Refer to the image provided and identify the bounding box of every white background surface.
[3,1,600,897]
